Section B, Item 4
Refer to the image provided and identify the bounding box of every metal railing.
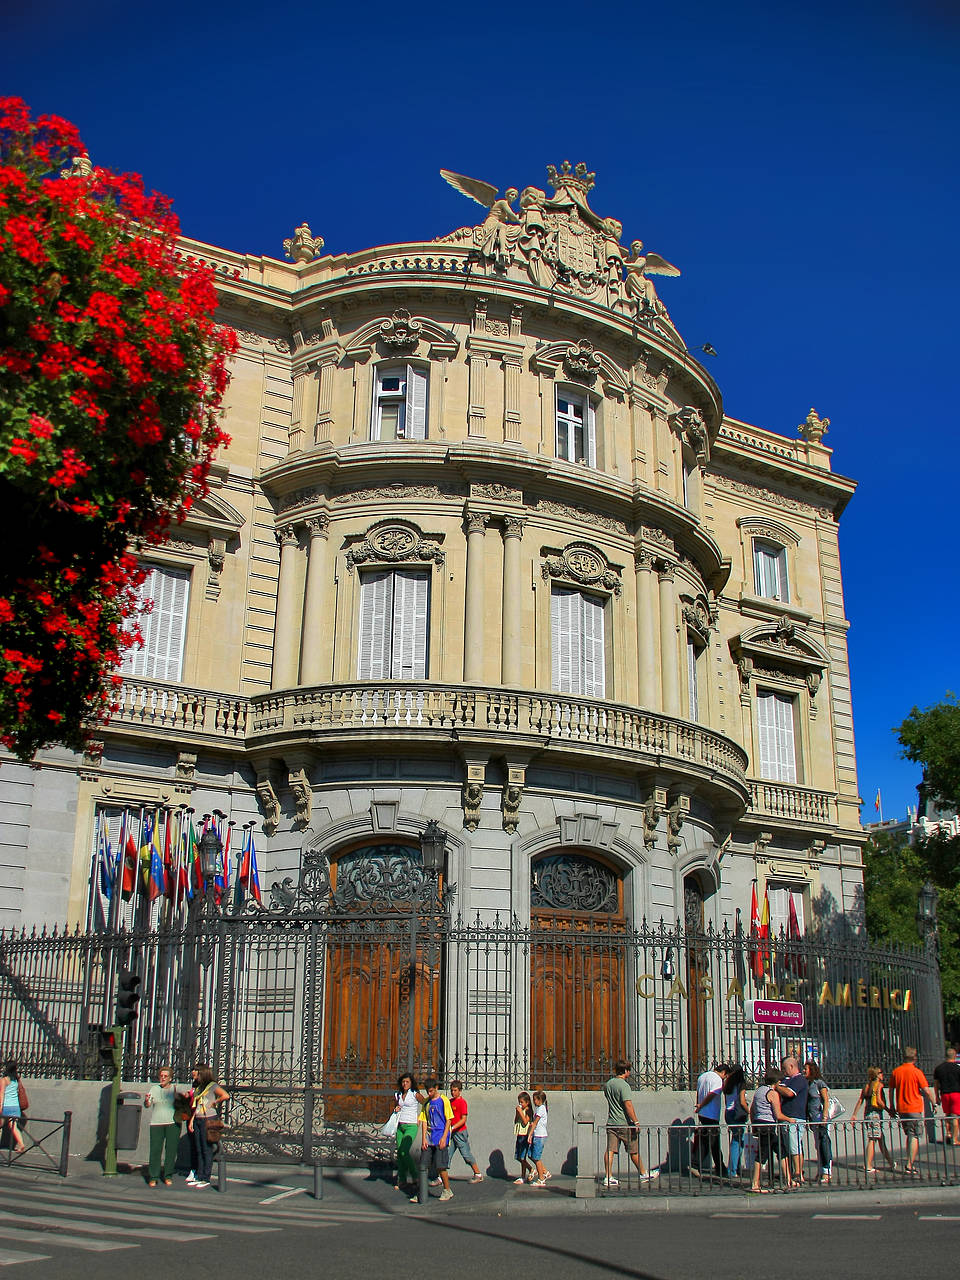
[0,915,940,1097]
[583,1116,960,1196]
[1,1112,72,1177]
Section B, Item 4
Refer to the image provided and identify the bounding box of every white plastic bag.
[380,1111,399,1139]
[827,1096,846,1122]
[740,1133,760,1174]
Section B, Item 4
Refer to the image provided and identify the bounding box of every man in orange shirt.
[889,1046,937,1172]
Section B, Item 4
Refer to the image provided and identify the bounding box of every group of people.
[848,1045,959,1176]
[143,1063,229,1189]
[391,1075,552,1199]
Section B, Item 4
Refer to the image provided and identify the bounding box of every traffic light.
[115,969,141,1027]
[99,1028,120,1070]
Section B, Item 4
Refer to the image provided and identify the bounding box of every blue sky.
[3,0,957,821]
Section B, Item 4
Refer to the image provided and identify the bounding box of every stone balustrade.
[747,779,836,826]
[110,680,248,744]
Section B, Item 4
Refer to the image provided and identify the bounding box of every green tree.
[897,694,960,810]
[863,829,960,1030]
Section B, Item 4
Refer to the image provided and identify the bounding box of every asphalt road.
[3,1170,960,1280]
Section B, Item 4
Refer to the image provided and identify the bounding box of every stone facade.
[2,163,864,957]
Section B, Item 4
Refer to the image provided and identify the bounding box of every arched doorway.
[322,843,446,1118]
[529,852,627,1088]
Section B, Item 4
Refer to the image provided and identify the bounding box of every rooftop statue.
[622,240,681,317]
[284,222,324,264]
[440,171,521,269]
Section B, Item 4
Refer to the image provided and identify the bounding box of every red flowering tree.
[0,99,236,760]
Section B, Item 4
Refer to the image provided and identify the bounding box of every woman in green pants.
[393,1073,421,1192]
[144,1066,181,1186]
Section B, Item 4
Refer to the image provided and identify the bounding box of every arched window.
[529,852,626,1088]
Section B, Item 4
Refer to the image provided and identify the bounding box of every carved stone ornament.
[379,307,423,351]
[666,798,688,852]
[462,780,483,831]
[530,853,618,914]
[60,153,94,179]
[563,339,602,385]
[502,782,522,834]
[798,407,830,443]
[674,405,709,462]
[542,543,622,595]
[288,767,312,829]
[682,600,711,644]
[80,738,105,779]
[283,222,324,264]
[175,751,197,782]
[256,776,281,837]
[641,794,662,849]
[346,522,444,571]
[474,483,523,503]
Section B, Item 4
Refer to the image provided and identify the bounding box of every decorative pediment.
[345,312,459,361]
[345,519,445,571]
[180,491,245,539]
[541,541,622,595]
[731,617,828,688]
[736,515,800,548]
[531,340,628,397]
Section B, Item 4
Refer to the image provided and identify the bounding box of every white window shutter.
[358,571,392,679]
[586,399,597,468]
[757,691,777,779]
[757,690,797,782]
[774,692,797,782]
[406,365,428,440]
[391,570,429,679]
[581,592,605,698]
[767,885,789,938]
[371,368,382,441]
[123,565,189,682]
[551,588,577,694]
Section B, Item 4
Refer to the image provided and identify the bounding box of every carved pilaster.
[468,352,487,437]
[315,358,336,443]
[502,351,522,443]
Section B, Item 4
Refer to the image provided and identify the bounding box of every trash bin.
[116,1092,143,1151]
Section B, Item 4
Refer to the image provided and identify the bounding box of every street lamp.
[420,820,447,875]
[198,826,223,896]
[917,879,939,951]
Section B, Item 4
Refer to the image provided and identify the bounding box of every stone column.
[299,515,331,685]
[272,525,302,689]
[635,551,661,710]
[658,561,680,717]
[463,512,490,682]
[501,515,526,686]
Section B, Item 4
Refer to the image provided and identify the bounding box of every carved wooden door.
[684,875,708,1079]
[529,854,626,1088]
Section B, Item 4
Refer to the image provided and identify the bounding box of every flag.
[97,819,113,902]
[189,819,204,899]
[787,892,806,978]
[147,811,166,902]
[176,818,190,905]
[215,821,231,905]
[758,888,771,980]
[874,789,881,813]
[733,907,747,990]
[238,827,262,903]
[139,811,154,890]
[120,827,138,901]
[749,882,764,983]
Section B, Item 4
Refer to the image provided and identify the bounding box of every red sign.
[746,999,804,1028]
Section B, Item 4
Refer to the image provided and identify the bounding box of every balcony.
[747,779,837,828]
[248,681,750,803]
[109,679,248,748]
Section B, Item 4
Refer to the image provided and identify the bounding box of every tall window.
[766,882,805,938]
[555,389,596,466]
[357,569,429,680]
[121,564,190,682]
[372,364,428,441]
[686,637,703,721]
[551,587,605,698]
[753,539,789,602]
[756,690,798,783]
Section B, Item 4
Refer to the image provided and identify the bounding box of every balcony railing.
[747,779,836,826]
[249,682,750,790]
[110,680,248,742]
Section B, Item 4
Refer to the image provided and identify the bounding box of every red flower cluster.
[0,98,237,759]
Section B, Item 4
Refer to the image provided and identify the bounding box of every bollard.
[416,1154,429,1204]
[576,1111,597,1199]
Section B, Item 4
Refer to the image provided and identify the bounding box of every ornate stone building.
[1,162,870,1083]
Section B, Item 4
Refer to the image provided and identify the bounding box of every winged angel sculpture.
[440,170,521,268]
[622,240,681,316]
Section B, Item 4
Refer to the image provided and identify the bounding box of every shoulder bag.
[16,1081,28,1114]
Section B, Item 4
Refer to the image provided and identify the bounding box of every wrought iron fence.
[0,903,941,1104]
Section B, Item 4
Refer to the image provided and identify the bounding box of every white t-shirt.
[396,1089,419,1124]
[533,1103,548,1137]
[696,1070,723,1120]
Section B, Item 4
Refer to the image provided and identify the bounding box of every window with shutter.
[551,587,605,698]
[766,882,805,937]
[358,569,429,679]
[753,540,789,602]
[756,690,798,783]
[122,564,190,682]
[372,364,429,440]
[687,638,700,721]
[555,389,595,465]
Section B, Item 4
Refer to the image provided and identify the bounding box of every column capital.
[304,514,330,539]
[657,560,677,583]
[275,525,299,549]
[634,549,657,572]
[503,515,527,539]
[465,511,491,536]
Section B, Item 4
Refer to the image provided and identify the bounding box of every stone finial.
[798,407,829,443]
[60,153,93,179]
[283,222,324,264]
